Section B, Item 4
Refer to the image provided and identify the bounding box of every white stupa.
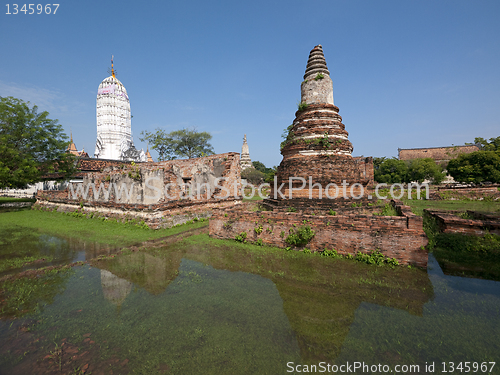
[94,57,147,162]
[241,134,252,170]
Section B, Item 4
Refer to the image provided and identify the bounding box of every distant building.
[241,134,252,170]
[66,134,89,158]
[398,145,480,165]
[94,57,147,162]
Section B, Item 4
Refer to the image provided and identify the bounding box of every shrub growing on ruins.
[314,73,324,81]
[322,249,340,258]
[235,231,247,243]
[285,225,315,246]
[297,102,308,111]
[254,225,263,234]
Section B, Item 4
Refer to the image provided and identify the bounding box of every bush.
[447,151,500,183]
[285,225,315,246]
[241,167,266,185]
[235,231,247,243]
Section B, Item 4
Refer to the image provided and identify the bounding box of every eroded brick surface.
[210,200,428,267]
[425,209,500,236]
[35,153,242,228]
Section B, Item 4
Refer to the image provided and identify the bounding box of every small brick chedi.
[268,45,373,207]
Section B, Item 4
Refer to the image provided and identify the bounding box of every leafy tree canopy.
[374,157,408,184]
[140,127,214,161]
[251,161,277,183]
[252,161,267,173]
[408,158,446,184]
[447,151,500,183]
[374,157,444,184]
[241,167,266,185]
[469,136,500,152]
[0,96,75,189]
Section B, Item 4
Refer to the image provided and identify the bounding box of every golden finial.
[111,55,115,78]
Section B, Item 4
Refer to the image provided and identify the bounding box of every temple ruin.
[265,45,373,209]
[210,45,428,267]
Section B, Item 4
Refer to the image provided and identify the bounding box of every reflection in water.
[100,269,132,306]
[335,254,500,367]
[2,235,498,374]
[182,242,434,364]
[0,227,121,276]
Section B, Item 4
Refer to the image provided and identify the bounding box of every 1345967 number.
[441,362,496,373]
[6,4,60,14]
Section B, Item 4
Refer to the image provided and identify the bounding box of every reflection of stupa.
[100,269,132,306]
[94,57,147,162]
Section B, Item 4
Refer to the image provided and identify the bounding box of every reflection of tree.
[183,242,434,364]
[100,270,132,306]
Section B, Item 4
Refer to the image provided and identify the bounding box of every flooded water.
[0,228,119,277]
[0,232,499,374]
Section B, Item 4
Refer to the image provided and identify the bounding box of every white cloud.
[0,81,86,115]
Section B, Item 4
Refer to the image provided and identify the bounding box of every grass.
[403,198,500,216]
[0,208,208,248]
[374,202,399,216]
[423,212,500,280]
[0,197,36,203]
[0,255,54,273]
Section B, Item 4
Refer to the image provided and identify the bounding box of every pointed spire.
[111,55,115,78]
[145,145,153,162]
[303,45,330,80]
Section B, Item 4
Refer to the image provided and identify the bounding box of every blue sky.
[1,0,499,167]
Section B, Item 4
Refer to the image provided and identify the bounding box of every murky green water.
[1,232,499,374]
[0,227,118,277]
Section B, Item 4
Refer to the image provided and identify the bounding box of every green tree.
[241,167,266,185]
[140,127,214,160]
[408,158,446,184]
[374,157,408,184]
[252,161,267,173]
[447,151,500,183]
[0,96,75,189]
[471,136,500,152]
[251,161,277,183]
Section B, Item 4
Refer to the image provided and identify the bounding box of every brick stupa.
[267,45,373,209]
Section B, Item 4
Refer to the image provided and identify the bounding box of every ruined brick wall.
[270,155,374,201]
[434,186,500,200]
[425,210,500,236]
[210,201,428,267]
[36,152,242,211]
[398,145,479,163]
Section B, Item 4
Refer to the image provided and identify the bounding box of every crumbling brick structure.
[425,210,500,236]
[266,45,373,209]
[36,153,242,228]
[398,145,479,166]
[210,200,428,267]
[209,45,428,265]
